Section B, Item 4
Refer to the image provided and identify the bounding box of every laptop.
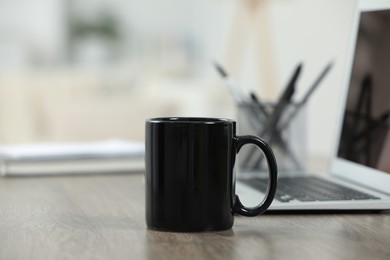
[237,0,390,211]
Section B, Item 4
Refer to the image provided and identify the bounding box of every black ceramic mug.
[145,117,277,232]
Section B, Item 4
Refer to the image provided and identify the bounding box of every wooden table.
[1,174,389,260]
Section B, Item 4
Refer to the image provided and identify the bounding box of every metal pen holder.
[236,101,307,173]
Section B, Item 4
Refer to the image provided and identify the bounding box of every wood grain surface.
[0,174,389,260]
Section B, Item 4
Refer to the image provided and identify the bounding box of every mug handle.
[233,135,278,216]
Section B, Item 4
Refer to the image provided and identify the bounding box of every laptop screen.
[338,9,390,174]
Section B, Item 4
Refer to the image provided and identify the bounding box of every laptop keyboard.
[240,176,380,202]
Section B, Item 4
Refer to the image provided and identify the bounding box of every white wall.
[0,0,361,165]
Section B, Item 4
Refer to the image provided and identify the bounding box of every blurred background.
[0,0,357,169]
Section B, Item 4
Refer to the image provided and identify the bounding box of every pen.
[214,62,266,131]
[277,61,333,132]
[250,90,303,170]
[243,63,303,168]
[260,62,302,137]
[262,61,333,170]
[250,92,269,118]
[213,62,247,104]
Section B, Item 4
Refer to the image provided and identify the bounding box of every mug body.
[145,117,236,232]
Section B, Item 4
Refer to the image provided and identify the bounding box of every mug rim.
[147,117,235,124]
